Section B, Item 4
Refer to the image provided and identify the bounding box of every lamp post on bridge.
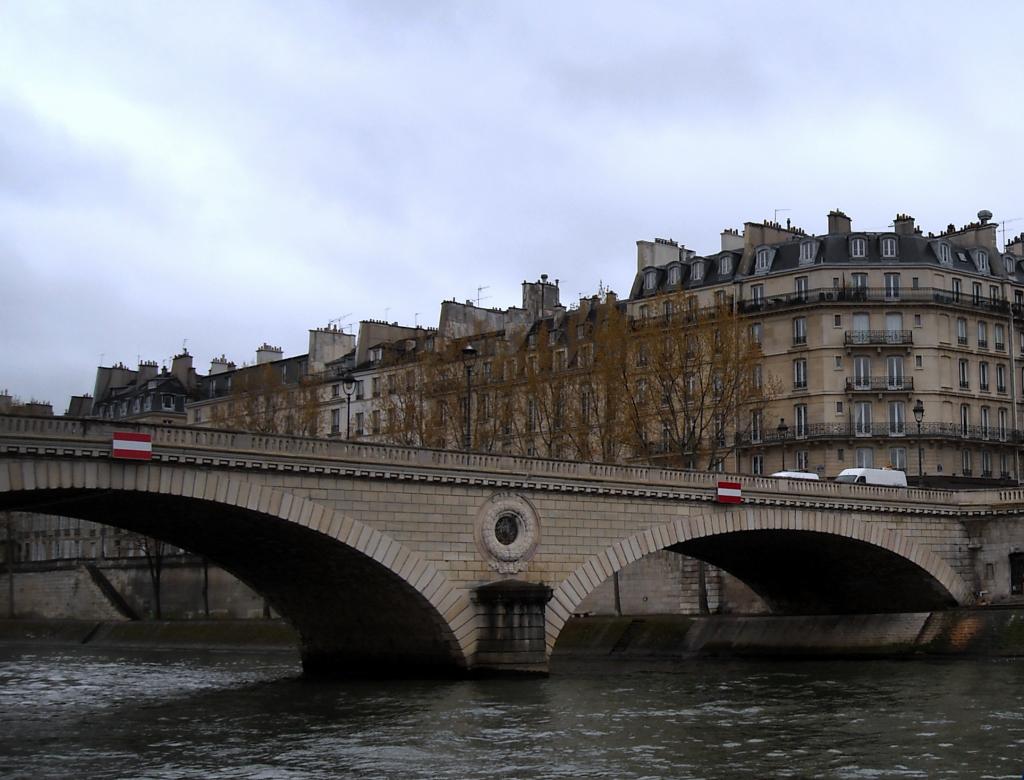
[777,417,789,470]
[342,372,356,440]
[461,344,477,450]
[913,398,925,482]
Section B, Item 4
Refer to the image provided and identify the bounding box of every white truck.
[834,467,908,487]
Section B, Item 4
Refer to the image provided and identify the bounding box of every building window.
[793,358,807,390]
[796,450,810,470]
[720,256,733,275]
[837,447,845,462]
[977,250,989,273]
[799,241,815,264]
[751,322,763,344]
[371,410,381,435]
[957,318,968,345]
[794,404,808,438]
[914,314,922,327]
[981,449,992,478]
[888,401,906,435]
[836,400,844,414]
[881,237,897,258]
[995,324,1006,351]
[756,248,771,272]
[691,262,704,281]
[850,237,867,258]
[855,402,872,436]
[962,449,972,476]
[752,454,764,475]
[959,359,970,389]
[978,321,989,348]
[834,314,842,328]
[852,273,868,290]
[668,265,680,285]
[973,282,983,304]
[795,276,809,300]
[980,362,990,391]
[856,447,874,468]
[889,447,907,471]
[751,283,764,305]
[999,408,1009,441]
[644,269,657,290]
[884,273,900,298]
[354,412,364,436]
[834,355,843,369]
[997,364,1007,393]
[330,408,340,435]
[915,355,923,368]
[980,406,991,438]
[952,277,962,300]
[960,404,970,436]
[751,410,762,443]
[161,394,174,411]
[792,317,807,345]
[939,243,952,264]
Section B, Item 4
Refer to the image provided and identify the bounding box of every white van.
[770,471,820,480]
[835,467,907,487]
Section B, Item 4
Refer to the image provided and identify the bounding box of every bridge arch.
[0,458,476,675]
[546,506,972,655]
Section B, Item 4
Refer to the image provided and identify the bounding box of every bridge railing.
[1,414,1018,513]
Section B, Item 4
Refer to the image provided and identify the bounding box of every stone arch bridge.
[2,415,1020,675]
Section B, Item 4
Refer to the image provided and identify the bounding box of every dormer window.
[691,261,704,282]
[799,241,815,264]
[977,250,989,273]
[644,268,657,290]
[755,248,771,272]
[719,255,732,275]
[850,237,867,258]
[881,237,897,258]
[369,347,383,364]
[938,242,952,265]
[668,265,681,285]
[1005,255,1016,274]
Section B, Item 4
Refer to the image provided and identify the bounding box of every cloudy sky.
[3,1,1024,409]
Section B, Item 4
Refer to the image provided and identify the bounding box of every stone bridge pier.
[2,416,1020,676]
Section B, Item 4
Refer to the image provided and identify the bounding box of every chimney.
[827,209,852,234]
[256,344,283,364]
[171,351,194,386]
[209,355,236,375]
[137,360,159,383]
[1007,234,1024,258]
[893,213,915,236]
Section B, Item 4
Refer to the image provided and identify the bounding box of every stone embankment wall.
[3,560,269,620]
[554,609,1024,660]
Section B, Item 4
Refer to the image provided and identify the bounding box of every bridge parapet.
[1,414,1021,518]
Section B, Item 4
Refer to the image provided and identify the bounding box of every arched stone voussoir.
[545,506,972,655]
[0,458,477,670]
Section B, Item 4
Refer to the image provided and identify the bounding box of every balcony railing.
[736,421,1018,446]
[736,286,1017,316]
[845,376,914,392]
[844,330,913,346]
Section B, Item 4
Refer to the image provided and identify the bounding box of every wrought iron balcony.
[845,376,914,392]
[844,330,913,346]
[736,421,1018,446]
[736,286,1016,316]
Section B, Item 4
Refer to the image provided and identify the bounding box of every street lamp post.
[342,372,356,440]
[777,417,789,470]
[913,398,925,481]
[461,344,477,450]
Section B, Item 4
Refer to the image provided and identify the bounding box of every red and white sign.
[716,480,742,504]
[112,432,153,460]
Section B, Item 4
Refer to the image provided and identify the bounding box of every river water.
[0,645,1022,779]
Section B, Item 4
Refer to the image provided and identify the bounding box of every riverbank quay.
[555,608,1024,661]
[0,618,299,651]
[4,608,1024,661]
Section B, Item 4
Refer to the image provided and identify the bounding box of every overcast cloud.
[3,0,1024,408]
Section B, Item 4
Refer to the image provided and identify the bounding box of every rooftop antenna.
[414,312,420,327]
[475,285,490,306]
[773,208,791,224]
[999,218,1023,249]
[328,313,352,333]
[181,338,188,354]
